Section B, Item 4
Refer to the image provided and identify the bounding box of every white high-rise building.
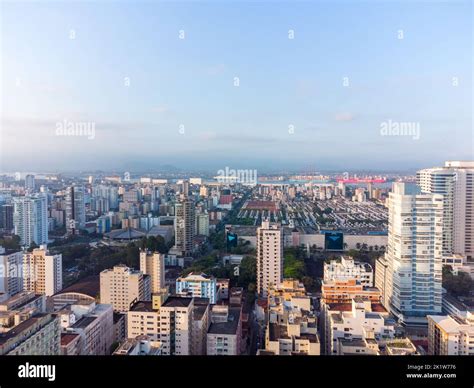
[417,161,474,258]
[13,194,48,247]
[386,182,443,325]
[256,221,283,297]
[139,250,165,294]
[23,246,62,297]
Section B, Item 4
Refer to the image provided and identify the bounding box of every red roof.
[61,333,79,346]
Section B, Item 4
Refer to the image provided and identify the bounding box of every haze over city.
[1,1,472,172]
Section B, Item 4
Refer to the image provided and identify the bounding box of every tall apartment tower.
[256,220,283,297]
[65,185,86,235]
[100,265,150,312]
[23,246,63,297]
[0,204,14,232]
[24,174,35,191]
[195,212,210,236]
[417,161,474,258]
[159,296,194,355]
[13,194,48,247]
[174,198,195,257]
[0,246,23,296]
[139,250,165,294]
[386,183,443,325]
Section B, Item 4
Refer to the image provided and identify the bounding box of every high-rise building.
[417,161,474,258]
[0,246,23,296]
[182,180,190,198]
[195,212,210,236]
[100,265,150,312]
[174,198,195,256]
[139,250,165,294]
[23,246,63,297]
[386,182,443,325]
[0,204,14,232]
[65,185,86,234]
[24,174,35,191]
[13,194,48,247]
[256,221,283,297]
[158,296,194,355]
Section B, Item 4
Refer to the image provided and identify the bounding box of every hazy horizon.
[1,1,472,172]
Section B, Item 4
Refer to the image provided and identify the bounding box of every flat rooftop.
[61,333,79,346]
[0,313,52,346]
[208,307,241,335]
[162,296,193,308]
[130,301,154,313]
[71,315,97,330]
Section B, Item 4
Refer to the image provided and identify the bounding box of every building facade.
[386,183,443,324]
[139,250,165,294]
[23,246,62,297]
[417,161,474,258]
[13,194,48,247]
[100,265,150,312]
[257,221,283,297]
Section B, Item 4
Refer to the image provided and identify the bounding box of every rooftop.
[54,275,100,299]
[0,313,53,346]
[71,315,97,330]
[61,333,80,346]
[162,296,193,308]
[130,301,154,313]
[208,307,241,335]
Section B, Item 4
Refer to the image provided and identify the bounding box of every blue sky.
[0,0,472,172]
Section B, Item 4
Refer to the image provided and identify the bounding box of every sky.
[0,0,472,173]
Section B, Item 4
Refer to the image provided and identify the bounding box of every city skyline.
[1,1,472,172]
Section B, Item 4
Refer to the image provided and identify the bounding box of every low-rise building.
[263,281,320,355]
[321,298,395,355]
[62,301,114,355]
[176,272,217,304]
[0,313,60,355]
[321,278,381,304]
[427,314,474,355]
[113,335,163,355]
[324,256,374,286]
